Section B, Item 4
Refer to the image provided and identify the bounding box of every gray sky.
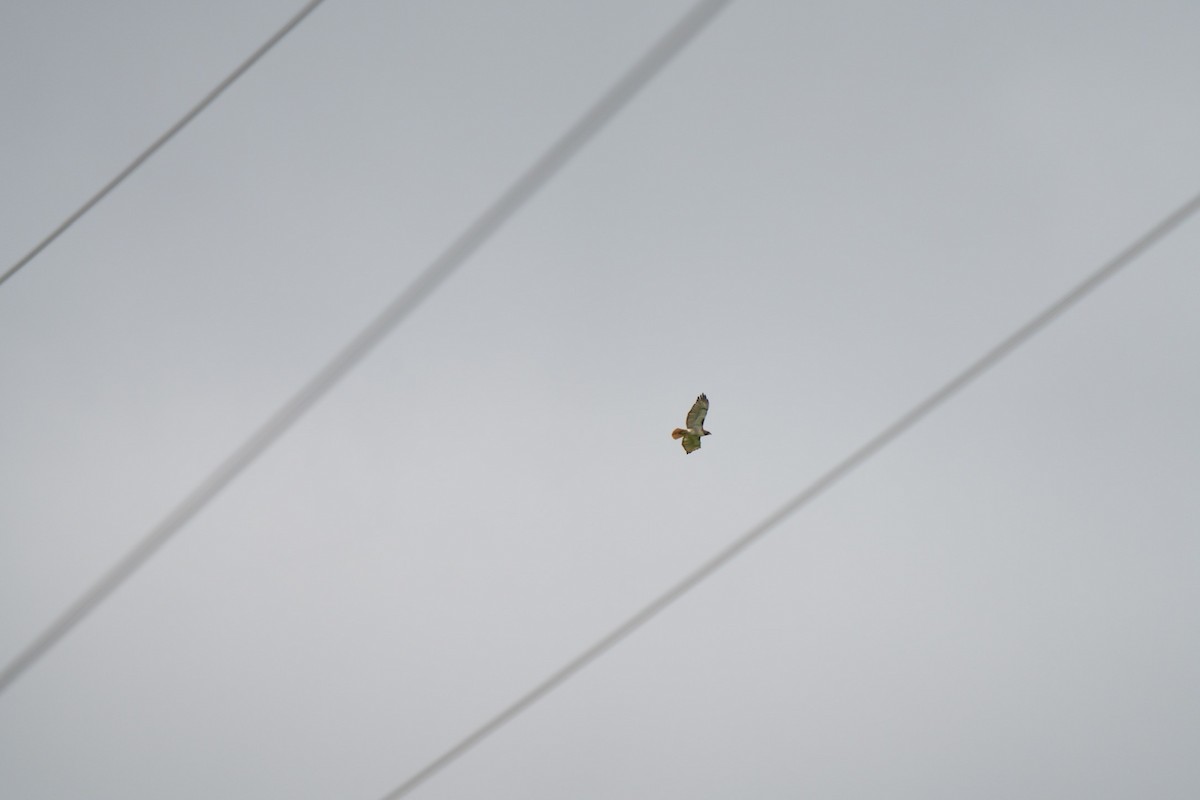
[2,1,1199,798]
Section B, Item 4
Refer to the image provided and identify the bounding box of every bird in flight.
[671,393,712,454]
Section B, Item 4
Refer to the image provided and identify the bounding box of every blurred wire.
[0,0,330,288]
[0,0,732,696]
[374,188,1200,799]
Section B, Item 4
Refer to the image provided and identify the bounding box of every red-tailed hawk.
[671,393,711,454]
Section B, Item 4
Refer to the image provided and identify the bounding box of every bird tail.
[671,428,686,439]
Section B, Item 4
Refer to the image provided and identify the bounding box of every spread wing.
[685,393,708,429]
[680,433,702,454]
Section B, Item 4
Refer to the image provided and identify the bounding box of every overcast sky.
[2,1,1200,798]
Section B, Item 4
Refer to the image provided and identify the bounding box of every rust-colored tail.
[671,428,686,439]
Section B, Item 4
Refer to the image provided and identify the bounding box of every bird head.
[701,429,712,436]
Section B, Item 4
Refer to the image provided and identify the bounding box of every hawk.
[671,393,712,454]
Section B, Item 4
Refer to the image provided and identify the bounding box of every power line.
[0,0,732,698]
[373,188,1200,800]
[0,0,330,289]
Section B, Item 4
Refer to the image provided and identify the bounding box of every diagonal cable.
[374,188,1200,800]
[0,0,732,698]
[0,0,330,289]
